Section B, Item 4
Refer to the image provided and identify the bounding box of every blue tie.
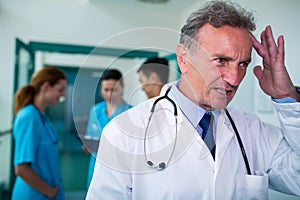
[199,113,215,159]
[199,113,211,139]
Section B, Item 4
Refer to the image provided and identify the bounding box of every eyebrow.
[241,57,252,64]
[212,53,252,63]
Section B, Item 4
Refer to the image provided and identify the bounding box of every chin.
[52,99,60,105]
[210,100,230,110]
[147,94,154,99]
[212,105,227,110]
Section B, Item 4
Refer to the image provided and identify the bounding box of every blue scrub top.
[12,104,64,200]
[86,101,132,188]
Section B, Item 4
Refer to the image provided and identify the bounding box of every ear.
[176,44,188,74]
[149,72,161,84]
[40,81,50,92]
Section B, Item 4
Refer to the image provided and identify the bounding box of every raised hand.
[252,25,300,101]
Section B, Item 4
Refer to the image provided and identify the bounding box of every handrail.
[0,129,12,137]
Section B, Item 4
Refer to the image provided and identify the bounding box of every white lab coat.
[86,87,300,200]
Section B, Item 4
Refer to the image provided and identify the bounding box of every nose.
[108,90,114,98]
[220,64,241,87]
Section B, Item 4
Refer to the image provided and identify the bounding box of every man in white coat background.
[86,1,300,199]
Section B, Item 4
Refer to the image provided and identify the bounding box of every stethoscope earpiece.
[158,162,166,170]
[147,160,166,170]
[147,161,154,166]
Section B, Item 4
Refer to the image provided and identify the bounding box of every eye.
[214,57,228,66]
[217,58,226,63]
[239,61,249,69]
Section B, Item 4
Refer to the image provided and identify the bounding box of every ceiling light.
[138,0,171,4]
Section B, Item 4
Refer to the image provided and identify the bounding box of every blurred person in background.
[137,57,169,98]
[84,69,132,189]
[12,67,66,200]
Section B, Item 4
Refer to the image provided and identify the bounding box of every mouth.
[214,87,233,98]
[216,88,226,94]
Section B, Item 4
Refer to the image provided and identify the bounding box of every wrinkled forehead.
[191,24,253,56]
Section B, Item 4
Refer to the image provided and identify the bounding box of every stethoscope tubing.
[144,87,178,170]
[144,87,251,175]
[225,109,251,175]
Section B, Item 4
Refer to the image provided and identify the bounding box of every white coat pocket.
[235,171,269,200]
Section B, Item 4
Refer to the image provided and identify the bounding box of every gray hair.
[180,0,256,50]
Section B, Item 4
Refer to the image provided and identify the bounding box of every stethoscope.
[34,105,59,144]
[144,87,251,175]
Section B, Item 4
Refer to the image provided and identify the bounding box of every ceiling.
[91,0,201,11]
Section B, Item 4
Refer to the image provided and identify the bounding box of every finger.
[261,29,267,50]
[265,26,278,61]
[260,28,274,66]
[251,34,267,58]
[253,65,263,81]
[252,32,270,67]
[277,35,285,65]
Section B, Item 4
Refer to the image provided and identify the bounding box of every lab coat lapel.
[169,106,194,160]
[172,109,216,169]
[215,110,234,174]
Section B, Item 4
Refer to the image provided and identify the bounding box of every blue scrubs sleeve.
[13,112,39,165]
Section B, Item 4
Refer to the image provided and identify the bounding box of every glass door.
[9,38,35,197]
[14,38,35,93]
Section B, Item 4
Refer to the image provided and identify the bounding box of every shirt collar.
[168,80,210,128]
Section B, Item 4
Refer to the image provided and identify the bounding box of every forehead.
[101,79,119,88]
[195,24,252,55]
[54,79,66,87]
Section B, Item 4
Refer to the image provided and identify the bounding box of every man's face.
[138,70,160,98]
[178,24,252,110]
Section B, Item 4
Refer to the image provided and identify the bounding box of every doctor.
[137,57,169,98]
[86,1,300,199]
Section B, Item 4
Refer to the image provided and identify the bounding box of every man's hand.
[252,25,300,101]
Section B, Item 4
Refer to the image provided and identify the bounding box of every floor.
[60,141,90,200]
[65,191,87,200]
[1,190,87,200]
[60,151,89,191]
